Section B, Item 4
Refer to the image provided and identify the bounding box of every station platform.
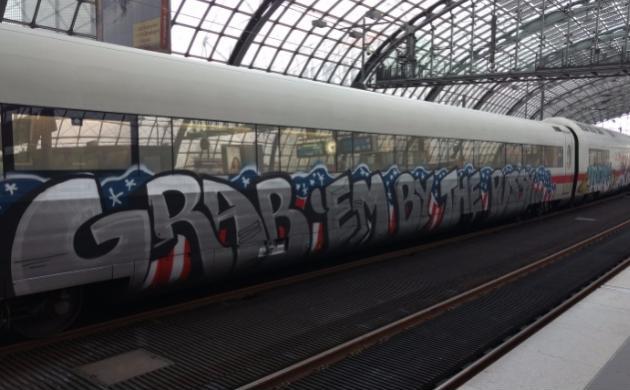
[460,263,630,390]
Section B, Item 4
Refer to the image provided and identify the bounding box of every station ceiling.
[2,0,630,125]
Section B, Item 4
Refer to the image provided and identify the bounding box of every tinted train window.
[589,149,610,165]
[336,131,354,171]
[523,144,543,167]
[279,128,335,173]
[395,136,427,170]
[257,125,280,173]
[425,138,444,169]
[4,106,133,171]
[476,141,504,168]
[354,134,394,172]
[139,116,172,173]
[543,146,563,168]
[449,139,474,168]
[505,144,522,166]
[174,119,256,176]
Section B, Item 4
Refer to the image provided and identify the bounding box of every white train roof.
[546,117,630,152]
[0,24,565,146]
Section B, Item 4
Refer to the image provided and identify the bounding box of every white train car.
[0,23,629,335]
[546,117,630,197]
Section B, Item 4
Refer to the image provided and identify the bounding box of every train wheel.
[11,288,83,338]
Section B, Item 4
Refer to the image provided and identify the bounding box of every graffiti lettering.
[4,163,559,296]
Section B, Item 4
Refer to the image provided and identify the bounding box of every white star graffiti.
[125,178,136,191]
[108,187,123,207]
[241,176,250,188]
[4,183,18,196]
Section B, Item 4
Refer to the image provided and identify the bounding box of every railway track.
[0,193,626,357]
[239,215,630,389]
[1,193,629,390]
[1,193,623,357]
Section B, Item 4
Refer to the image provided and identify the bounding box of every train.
[1,23,629,337]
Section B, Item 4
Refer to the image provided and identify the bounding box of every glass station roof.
[2,0,630,125]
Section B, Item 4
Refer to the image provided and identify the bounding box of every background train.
[1,24,630,336]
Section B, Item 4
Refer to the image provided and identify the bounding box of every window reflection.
[139,116,172,173]
[352,133,394,171]
[7,106,133,171]
[257,125,280,173]
[543,145,563,168]
[476,141,504,168]
[524,144,543,167]
[174,119,256,176]
[279,128,335,172]
[336,131,354,171]
[506,144,522,166]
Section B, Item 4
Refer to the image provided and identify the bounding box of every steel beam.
[228,0,284,66]
[351,0,467,88]
[369,62,630,88]
[473,85,499,110]
[506,84,545,116]
[552,85,630,119]
[0,0,7,21]
[527,79,609,120]
[424,85,444,102]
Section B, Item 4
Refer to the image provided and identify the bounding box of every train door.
[560,132,573,197]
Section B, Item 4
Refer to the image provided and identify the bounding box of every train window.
[425,138,444,169]
[543,145,563,168]
[139,116,172,173]
[523,144,543,167]
[449,139,474,168]
[395,136,427,170]
[588,149,610,166]
[174,119,256,176]
[279,128,335,173]
[475,141,504,168]
[505,144,522,167]
[336,131,354,171]
[4,105,134,172]
[257,125,280,173]
[354,134,394,171]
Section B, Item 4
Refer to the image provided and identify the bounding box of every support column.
[0,0,7,21]
[539,81,545,120]
[623,1,630,63]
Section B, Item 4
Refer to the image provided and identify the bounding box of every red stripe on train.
[180,240,191,281]
[552,173,587,184]
[152,250,174,287]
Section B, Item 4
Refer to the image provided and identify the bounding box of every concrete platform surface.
[460,263,630,390]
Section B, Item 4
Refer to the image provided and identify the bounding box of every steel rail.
[435,256,630,390]
[0,193,624,357]
[236,216,630,390]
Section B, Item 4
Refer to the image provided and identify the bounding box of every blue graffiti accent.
[0,174,47,215]
[381,165,401,205]
[411,166,432,181]
[0,162,560,216]
[292,164,335,200]
[532,165,556,195]
[351,163,372,181]
[229,165,259,191]
[502,164,517,175]
[431,168,450,203]
[100,166,154,211]
[458,163,476,178]
[587,164,613,191]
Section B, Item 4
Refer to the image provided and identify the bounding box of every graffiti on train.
[587,164,614,192]
[2,164,556,295]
